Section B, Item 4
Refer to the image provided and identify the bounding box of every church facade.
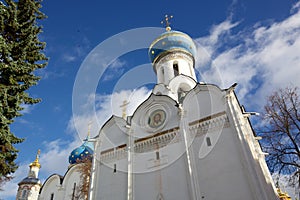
[17,22,280,200]
[88,25,279,200]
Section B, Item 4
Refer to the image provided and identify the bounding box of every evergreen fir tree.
[0,0,47,186]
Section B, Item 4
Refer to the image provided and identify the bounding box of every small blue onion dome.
[149,30,197,64]
[69,141,94,164]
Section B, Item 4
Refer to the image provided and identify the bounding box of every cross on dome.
[30,149,41,168]
[120,100,130,119]
[161,14,173,31]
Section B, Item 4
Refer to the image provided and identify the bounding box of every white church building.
[17,21,281,200]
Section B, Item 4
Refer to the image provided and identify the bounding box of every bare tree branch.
[71,158,92,200]
[258,86,300,189]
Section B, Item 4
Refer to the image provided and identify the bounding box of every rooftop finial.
[161,14,173,31]
[30,149,41,168]
[37,149,41,157]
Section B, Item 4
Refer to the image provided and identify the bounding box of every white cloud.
[193,6,300,199]
[1,136,83,199]
[272,173,299,199]
[62,54,76,62]
[195,19,239,52]
[36,68,65,80]
[61,36,92,63]
[195,5,300,109]
[195,19,240,73]
[102,59,127,81]
[15,118,30,125]
[20,104,35,115]
[39,139,79,174]
[68,87,151,140]
[1,164,28,199]
[291,1,300,13]
[207,20,240,46]
[5,3,300,200]
[1,140,83,199]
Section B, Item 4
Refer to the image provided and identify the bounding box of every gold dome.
[30,149,41,169]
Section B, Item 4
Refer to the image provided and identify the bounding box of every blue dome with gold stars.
[149,30,197,63]
[69,140,93,164]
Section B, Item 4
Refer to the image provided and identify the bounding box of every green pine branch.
[0,0,48,187]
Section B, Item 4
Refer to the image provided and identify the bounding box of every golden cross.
[120,100,129,119]
[36,149,41,160]
[161,15,173,31]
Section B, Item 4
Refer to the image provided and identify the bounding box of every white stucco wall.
[38,165,82,200]
[38,85,279,200]
[91,83,279,200]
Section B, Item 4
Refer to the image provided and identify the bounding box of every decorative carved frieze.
[100,111,230,163]
[156,51,193,65]
[189,111,230,136]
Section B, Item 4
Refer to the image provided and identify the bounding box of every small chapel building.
[16,151,42,200]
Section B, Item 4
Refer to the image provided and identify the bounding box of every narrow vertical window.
[173,61,179,76]
[161,67,165,82]
[113,163,117,173]
[71,182,76,200]
[21,190,27,198]
[50,193,54,200]
[178,88,186,103]
[156,151,160,160]
[206,137,212,146]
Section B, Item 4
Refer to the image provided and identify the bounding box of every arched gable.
[183,83,227,123]
[61,164,82,199]
[39,174,62,199]
[97,115,128,153]
[130,93,179,138]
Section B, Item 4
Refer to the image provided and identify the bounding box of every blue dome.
[149,30,197,63]
[69,141,94,164]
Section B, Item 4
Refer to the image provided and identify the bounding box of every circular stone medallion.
[148,109,166,128]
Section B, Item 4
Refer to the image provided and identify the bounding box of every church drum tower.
[16,151,41,200]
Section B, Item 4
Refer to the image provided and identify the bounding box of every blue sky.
[2,0,300,199]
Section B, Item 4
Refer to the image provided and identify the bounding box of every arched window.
[113,163,117,173]
[50,193,54,200]
[161,67,165,82]
[71,182,76,200]
[173,61,179,76]
[206,137,212,146]
[156,151,160,160]
[178,88,186,103]
[21,190,27,198]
